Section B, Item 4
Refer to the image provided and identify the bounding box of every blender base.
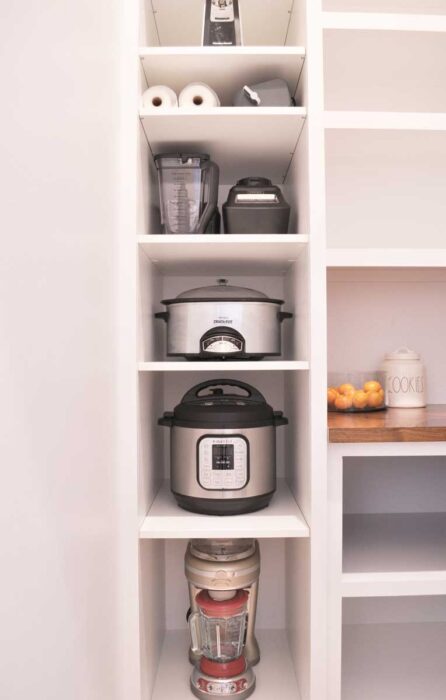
[191,665,255,700]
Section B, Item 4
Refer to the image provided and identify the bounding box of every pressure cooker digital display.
[212,444,234,470]
[198,436,248,490]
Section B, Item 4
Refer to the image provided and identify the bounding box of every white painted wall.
[0,3,136,699]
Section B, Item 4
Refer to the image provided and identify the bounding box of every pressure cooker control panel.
[197,436,248,490]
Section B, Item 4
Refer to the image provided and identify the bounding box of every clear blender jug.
[154,153,219,234]
[188,589,255,699]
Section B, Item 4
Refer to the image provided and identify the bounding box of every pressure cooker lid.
[162,379,286,429]
[161,278,283,305]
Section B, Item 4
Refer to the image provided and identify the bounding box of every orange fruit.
[367,391,384,408]
[338,383,355,396]
[327,388,338,406]
[363,380,382,393]
[352,390,368,409]
[335,394,353,411]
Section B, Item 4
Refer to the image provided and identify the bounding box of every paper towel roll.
[141,85,178,110]
[178,82,221,108]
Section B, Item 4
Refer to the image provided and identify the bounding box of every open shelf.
[326,248,446,267]
[343,621,446,700]
[328,405,446,443]
[324,111,446,131]
[343,513,446,597]
[138,234,308,274]
[139,47,305,107]
[139,108,306,184]
[323,11,446,31]
[138,361,309,372]
[152,629,302,700]
[139,479,310,539]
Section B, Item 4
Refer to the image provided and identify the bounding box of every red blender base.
[191,657,255,700]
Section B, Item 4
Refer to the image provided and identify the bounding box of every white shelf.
[139,108,307,184]
[140,47,305,107]
[325,111,446,131]
[343,513,446,598]
[139,479,310,540]
[327,248,446,267]
[138,361,309,372]
[152,629,302,700]
[323,11,446,32]
[138,234,308,274]
[343,622,446,700]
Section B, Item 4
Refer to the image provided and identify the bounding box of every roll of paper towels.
[179,82,221,108]
[141,85,178,109]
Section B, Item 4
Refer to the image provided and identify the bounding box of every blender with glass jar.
[185,539,260,699]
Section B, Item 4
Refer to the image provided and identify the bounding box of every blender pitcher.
[154,153,219,234]
[188,589,255,700]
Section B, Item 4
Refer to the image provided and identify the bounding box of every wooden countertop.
[328,405,446,443]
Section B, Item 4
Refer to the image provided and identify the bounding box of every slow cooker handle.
[155,311,169,322]
[182,378,266,403]
[278,311,293,322]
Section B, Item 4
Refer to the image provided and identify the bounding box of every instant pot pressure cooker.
[155,279,293,360]
[158,379,288,515]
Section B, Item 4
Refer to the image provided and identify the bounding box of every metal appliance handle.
[188,612,202,654]
[278,311,293,323]
[155,311,169,322]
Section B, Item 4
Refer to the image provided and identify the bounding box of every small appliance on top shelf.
[155,278,293,360]
[203,0,242,46]
[158,379,287,515]
[185,538,260,700]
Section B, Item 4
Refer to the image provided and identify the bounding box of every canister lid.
[161,278,284,305]
[196,589,249,617]
[159,378,288,429]
[384,347,421,361]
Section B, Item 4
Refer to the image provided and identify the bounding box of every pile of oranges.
[327,380,385,412]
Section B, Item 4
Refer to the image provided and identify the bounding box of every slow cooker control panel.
[197,436,248,490]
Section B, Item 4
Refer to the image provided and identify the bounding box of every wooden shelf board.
[139,479,310,539]
[323,11,446,32]
[152,629,302,700]
[138,361,309,372]
[328,405,446,443]
[138,234,308,274]
[343,622,446,700]
[139,108,306,185]
[342,512,446,597]
[139,47,305,107]
[325,111,446,131]
[327,248,446,268]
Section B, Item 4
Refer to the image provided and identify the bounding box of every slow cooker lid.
[169,379,278,428]
[161,278,284,305]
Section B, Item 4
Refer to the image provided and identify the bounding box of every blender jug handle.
[197,160,220,234]
[188,612,202,654]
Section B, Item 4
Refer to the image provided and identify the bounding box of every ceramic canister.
[382,347,426,408]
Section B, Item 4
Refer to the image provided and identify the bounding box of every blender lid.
[190,539,256,561]
[154,152,210,165]
[161,278,284,305]
[196,589,249,617]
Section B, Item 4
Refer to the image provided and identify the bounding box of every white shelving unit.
[322,11,446,31]
[133,3,327,700]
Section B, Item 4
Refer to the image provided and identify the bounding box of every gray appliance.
[202,0,242,46]
[223,177,291,234]
[158,379,288,515]
[155,279,293,360]
[233,78,294,107]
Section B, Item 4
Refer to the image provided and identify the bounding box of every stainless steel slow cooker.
[158,379,288,515]
[155,279,293,360]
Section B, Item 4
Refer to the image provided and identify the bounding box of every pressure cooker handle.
[278,311,293,322]
[158,411,174,427]
[182,378,266,404]
[273,410,288,427]
[155,311,169,322]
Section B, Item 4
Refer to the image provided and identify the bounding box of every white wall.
[0,3,135,699]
